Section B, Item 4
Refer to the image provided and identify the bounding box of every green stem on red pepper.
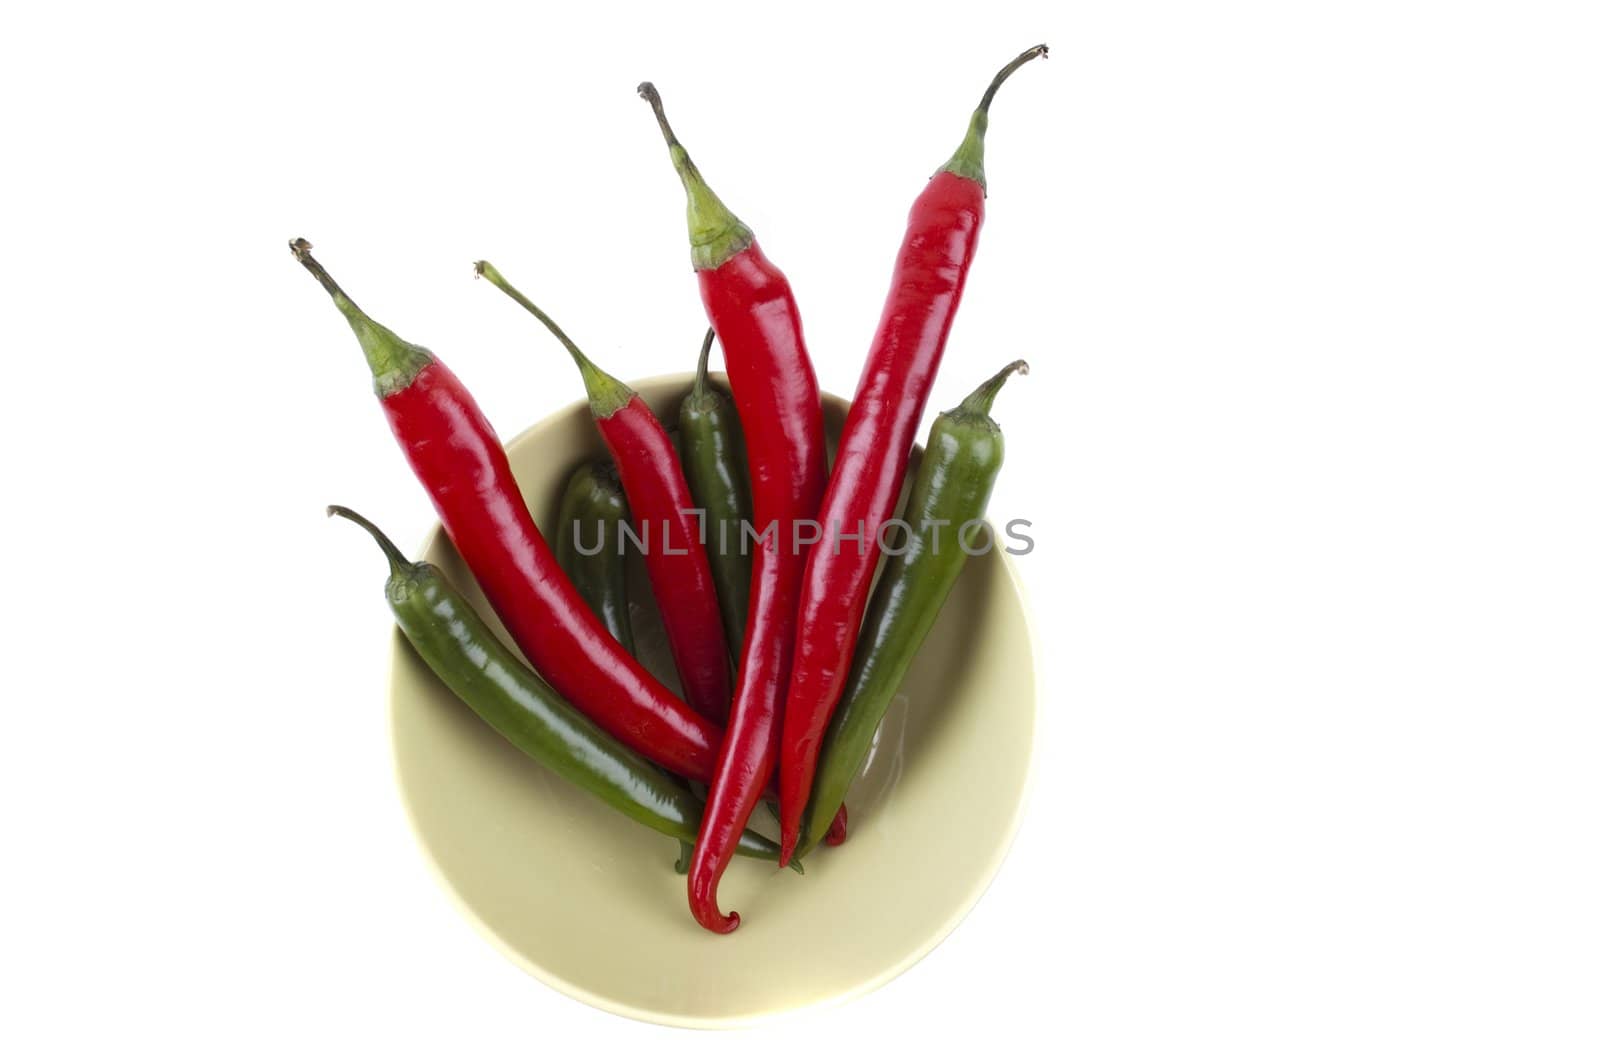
[776,44,1047,863]
[475,260,732,723]
[291,240,724,781]
[639,82,830,932]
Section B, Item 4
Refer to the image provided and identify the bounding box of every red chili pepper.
[639,83,828,932]
[290,239,723,781]
[775,45,1047,861]
[823,802,847,847]
[474,261,733,723]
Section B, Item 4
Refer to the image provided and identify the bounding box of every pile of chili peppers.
[300,44,1045,933]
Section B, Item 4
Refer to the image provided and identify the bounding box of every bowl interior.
[390,373,1036,1026]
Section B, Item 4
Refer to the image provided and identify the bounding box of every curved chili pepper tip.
[688,869,740,933]
[474,260,635,417]
[940,44,1050,191]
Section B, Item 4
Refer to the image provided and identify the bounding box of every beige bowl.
[390,373,1036,1027]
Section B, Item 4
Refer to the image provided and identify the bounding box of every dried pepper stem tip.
[290,238,359,312]
[636,82,678,147]
[978,44,1049,115]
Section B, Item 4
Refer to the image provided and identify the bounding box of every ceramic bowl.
[390,373,1036,1026]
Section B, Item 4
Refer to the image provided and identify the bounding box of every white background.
[3,0,1597,1059]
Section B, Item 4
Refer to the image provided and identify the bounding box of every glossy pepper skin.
[640,83,828,932]
[677,328,754,659]
[778,45,1048,862]
[290,240,723,781]
[552,458,703,875]
[798,362,1026,857]
[328,506,784,863]
[555,461,635,656]
[551,446,847,846]
[476,262,731,723]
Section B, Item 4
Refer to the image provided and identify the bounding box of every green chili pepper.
[552,465,696,871]
[554,460,635,656]
[329,505,788,865]
[677,328,753,658]
[796,360,1028,858]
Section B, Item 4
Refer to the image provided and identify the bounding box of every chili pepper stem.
[940,44,1049,190]
[956,359,1030,417]
[689,328,716,403]
[289,239,433,396]
[473,261,635,417]
[636,82,755,271]
[327,504,413,576]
